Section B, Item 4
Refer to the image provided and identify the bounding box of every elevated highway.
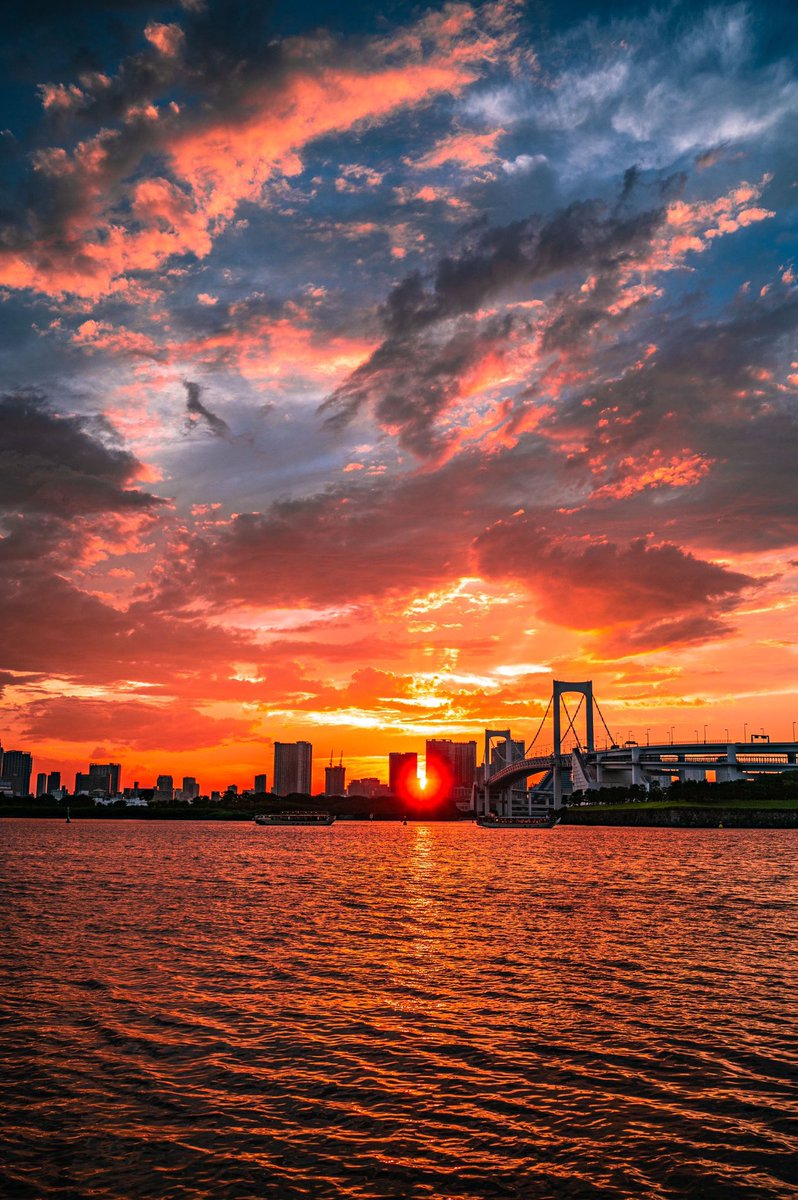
[592,741,798,787]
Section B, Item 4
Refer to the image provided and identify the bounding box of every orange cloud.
[144,22,185,58]
[169,313,374,385]
[170,61,484,227]
[38,82,86,112]
[590,450,714,500]
[639,176,776,273]
[412,127,504,170]
[73,320,161,358]
[1,4,513,300]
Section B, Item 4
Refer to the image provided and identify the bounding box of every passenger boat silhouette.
[476,813,559,829]
[254,811,335,826]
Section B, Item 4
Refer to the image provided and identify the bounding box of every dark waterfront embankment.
[562,772,798,826]
[561,805,798,827]
[0,795,466,822]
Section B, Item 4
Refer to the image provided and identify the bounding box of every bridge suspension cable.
[527,694,553,752]
[593,695,616,747]
[560,694,585,751]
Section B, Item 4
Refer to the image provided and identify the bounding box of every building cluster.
[75,763,121,797]
[274,740,478,807]
[0,736,481,807]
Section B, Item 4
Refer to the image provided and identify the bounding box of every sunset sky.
[1,0,796,792]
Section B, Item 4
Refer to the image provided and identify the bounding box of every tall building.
[2,751,33,796]
[47,771,61,793]
[324,763,346,795]
[254,773,267,793]
[154,774,174,802]
[389,751,418,796]
[181,776,199,800]
[273,742,312,796]
[88,762,121,794]
[36,772,47,796]
[425,739,477,800]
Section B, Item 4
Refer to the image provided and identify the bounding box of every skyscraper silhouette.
[273,742,313,796]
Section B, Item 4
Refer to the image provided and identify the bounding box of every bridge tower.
[552,680,595,809]
[483,729,515,781]
[481,730,521,816]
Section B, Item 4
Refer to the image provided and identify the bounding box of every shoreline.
[3,806,798,828]
[561,806,798,828]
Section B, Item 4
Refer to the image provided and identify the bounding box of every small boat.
[254,811,335,826]
[476,813,559,829]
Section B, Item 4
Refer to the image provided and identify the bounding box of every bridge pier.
[716,745,745,783]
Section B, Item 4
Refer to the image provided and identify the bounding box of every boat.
[476,813,559,829]
[254,811,335,826]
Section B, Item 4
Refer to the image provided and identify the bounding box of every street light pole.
[744,722,748,743]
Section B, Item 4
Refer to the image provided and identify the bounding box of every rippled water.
[2,819,797,1199]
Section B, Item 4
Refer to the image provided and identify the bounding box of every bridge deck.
[485,755,570,789]
[482,743,798,791]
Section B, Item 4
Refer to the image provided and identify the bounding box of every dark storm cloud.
[0,390,163,517]
[546,290,798,551]
[597,612,747,658]
[3,0,280,94]
[167,431,766,661]
[2,27,189,251]
[381,199,666,338]
[0,513,88,571]
[183,380,231,438]
[173,456,498,609]
[31,1,288,134]
[1,1,164,86]
[321,187,670,452]
[323,311,517,457]
[538,271,629,354]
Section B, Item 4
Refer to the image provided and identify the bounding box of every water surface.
[2,819,797,1198]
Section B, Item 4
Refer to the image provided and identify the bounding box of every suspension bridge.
[473,680,798,817]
